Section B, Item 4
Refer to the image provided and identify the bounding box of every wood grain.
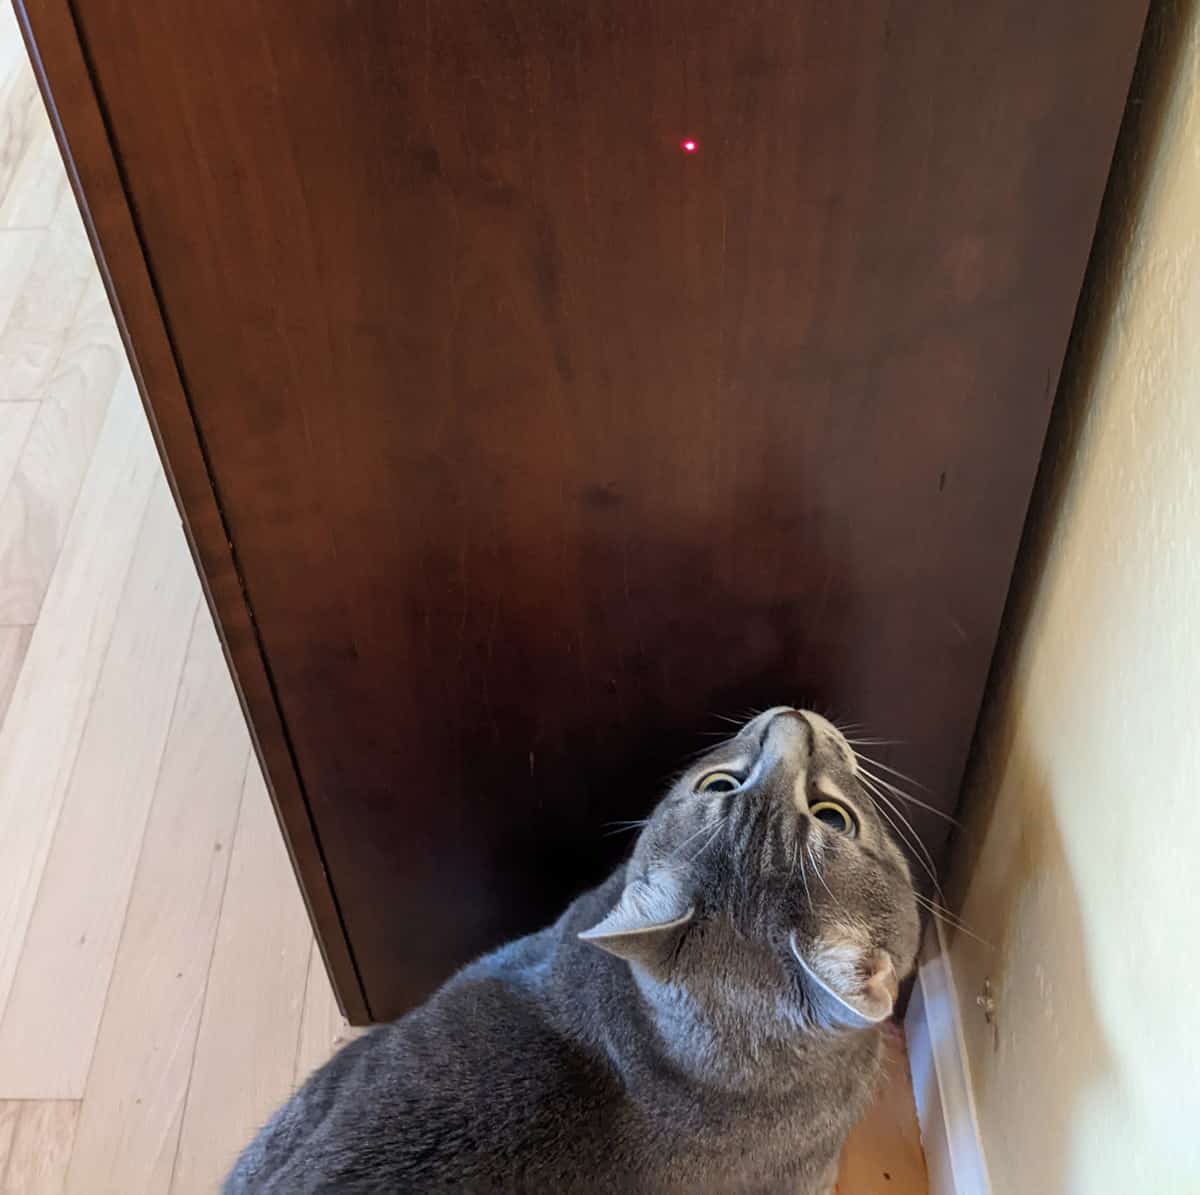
[169,766,312,1194]
[22,0,1147,1019]
[0,9,38,220]
[69,0,1149,1017]
[0,1103,16,1179]
[0,275,124,623]
[0,374,157,1023]
[0,195,92,399]
[3,14,925,1186]
[0,26,62,229]
[0,402,35,504]
[0,477,201,1097]
[0,1101,77,1194]
[0,627,30,734]
[0,2,64,233]
[0,232,39,345]
[64,614,250,1195]
[839,1026,928,1194]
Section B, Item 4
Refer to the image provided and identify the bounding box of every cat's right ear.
[577,872,694,973]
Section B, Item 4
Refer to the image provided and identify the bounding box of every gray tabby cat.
[226,707,920,1194]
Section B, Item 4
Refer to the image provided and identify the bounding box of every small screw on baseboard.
[976,978,999,1051]
[976,978,996,1020]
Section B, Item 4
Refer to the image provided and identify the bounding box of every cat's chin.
[787,930,897,1030]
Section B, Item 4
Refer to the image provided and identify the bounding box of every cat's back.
[225,906,633,1193]
[224,870,865,1194]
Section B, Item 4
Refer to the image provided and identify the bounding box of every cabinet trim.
[14,0,370,1024]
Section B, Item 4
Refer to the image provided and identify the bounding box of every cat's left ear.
[789,931,898,1030]
[578,871,694,972]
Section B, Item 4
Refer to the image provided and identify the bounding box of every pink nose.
[762,710,812,763]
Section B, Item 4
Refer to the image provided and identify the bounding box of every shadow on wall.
[976,0,1199,679]
[942,0,1196,1187]
[946,0,1194,942]
[949,713,1114,1190]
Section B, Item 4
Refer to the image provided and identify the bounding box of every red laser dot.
[680,138,698,155]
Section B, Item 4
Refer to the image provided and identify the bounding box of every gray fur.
[226,708,920,1193]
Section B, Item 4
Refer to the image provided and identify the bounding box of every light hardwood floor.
[0,11,926,1192]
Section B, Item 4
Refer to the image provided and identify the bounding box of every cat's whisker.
[852,753,932,793]
[857,771,929,852]
[681,745,721,762]
[686,724,751,757]
[910,889,984,937]
[912,892,994,949]
[855,766,948,832]
[787,830,815,918]
[602,819,650,837]
[861,787,942,897]
[659,810,731,875]
[805,841,845,914]
[710,713,747,727]
[786,832,802,896]
[798,856,816,918]
[910,888,972,922]
[833,720,869,735]
[661,814,727,867]
[856,766,961,827]
[834,718,893,743]
[856,774,943,897]
[686,817,728,867]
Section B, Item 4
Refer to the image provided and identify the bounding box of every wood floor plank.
[0,123,66,233]
[0,1,24,106]
[0,11,64,231]
[0,1103,18,1177]
[169,768,313,1195]
[0,200,94,400]
[0,626,31,731]
[0,479,202,1097]
[838,1026,929,1195]
[64,614,251,1195]
[0,276,125,623]
[0,378,158,1026]
[0,401,36,512]
[0,233,40,348]
[0,1101,78,1195]
[294,939,359,1088]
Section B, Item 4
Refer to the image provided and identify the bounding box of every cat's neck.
[629,925,873,1093]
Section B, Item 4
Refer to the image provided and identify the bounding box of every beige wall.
[946,4,1200,1192]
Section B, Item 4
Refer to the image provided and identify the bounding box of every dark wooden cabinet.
[18,0,1146,1022]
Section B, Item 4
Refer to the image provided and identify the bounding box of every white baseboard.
[904,919,991,1195]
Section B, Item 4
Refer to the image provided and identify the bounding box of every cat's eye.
[810,800,856,835]
[696,771,742,795]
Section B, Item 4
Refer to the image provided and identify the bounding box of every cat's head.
[579,708,920,1031]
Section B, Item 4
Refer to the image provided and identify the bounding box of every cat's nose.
[738,706,795,743]
[758,713,814,812]
[759,710,812,765]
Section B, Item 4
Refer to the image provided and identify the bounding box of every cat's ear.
[578,872,694,972]
[788,931,897,1030]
